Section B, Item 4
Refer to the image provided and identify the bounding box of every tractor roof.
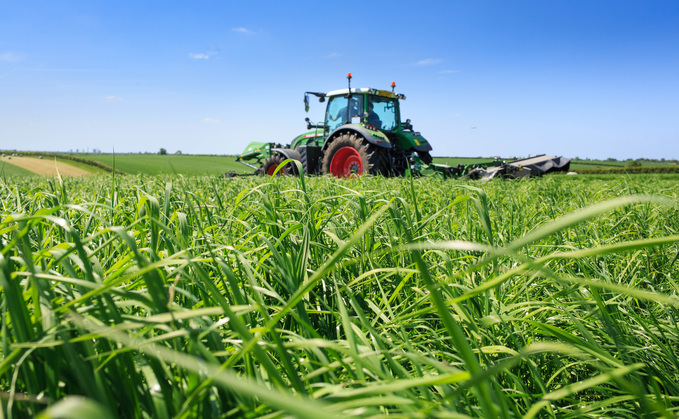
[326,88,404,100]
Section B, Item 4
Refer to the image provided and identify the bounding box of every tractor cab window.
[367,96,398,131]
[325,95,364,133]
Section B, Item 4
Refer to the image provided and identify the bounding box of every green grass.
[1,172,678,418]
[7,151,678,177]
[0,152,113,175]
[80,153,252,175]
[54,157,108,174]
[0,161,36,178]
[570,159,679,170]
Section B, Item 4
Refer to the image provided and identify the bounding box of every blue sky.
[1,1,678,160]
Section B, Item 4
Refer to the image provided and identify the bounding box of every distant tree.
[159,148,167,155]
[175,150,182,155]
[626,159,642,167]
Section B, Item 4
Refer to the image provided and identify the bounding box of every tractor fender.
[401,132,433,152]
[323,125,392,151]
[413,142,433,152]
[272,148,302,162]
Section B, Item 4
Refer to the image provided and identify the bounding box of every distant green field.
[85,155,504,175]
[81,154,251,175]
[569,159,678,170]
[0,160,36,177]
[55,157,109,174]
[25,153,679,177]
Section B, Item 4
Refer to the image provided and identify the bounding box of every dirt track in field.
[0,156,92,177]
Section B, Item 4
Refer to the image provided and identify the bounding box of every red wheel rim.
[266,164,279,176]
[329,147,363,178]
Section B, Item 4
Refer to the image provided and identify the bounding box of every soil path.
[0,156,91,177]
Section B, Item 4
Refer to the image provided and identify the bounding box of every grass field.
[0,152,111,177]
[81,153,252,175]
[3,152,675,178]
[50,157,108,174]
[79,154,501,176]
[0,161,36,178]
[569,158,679,170]
[1,171,679,418]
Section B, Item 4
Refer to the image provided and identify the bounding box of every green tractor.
[236,73,435,178]
[235,73,570,179]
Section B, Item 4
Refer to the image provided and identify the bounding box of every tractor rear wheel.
[321,133,386,178]
[261,155,298,176]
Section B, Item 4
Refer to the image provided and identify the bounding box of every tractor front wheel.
[261,155,298,176]
[321,134,370,178]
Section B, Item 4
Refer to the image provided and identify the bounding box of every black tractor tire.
[299,145,320,175]
[321,133,388,178]
[260,154,299,176]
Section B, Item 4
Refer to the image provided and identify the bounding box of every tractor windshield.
[325,95,364,133]
[367,95,398,131]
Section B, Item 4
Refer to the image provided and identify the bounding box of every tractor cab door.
[325,95,364,133]
[367,95,399,132]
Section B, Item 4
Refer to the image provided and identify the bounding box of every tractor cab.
[323,89,401,134]
[297,74,433,175]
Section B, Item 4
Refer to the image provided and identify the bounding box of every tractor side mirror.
[304,94,310,112]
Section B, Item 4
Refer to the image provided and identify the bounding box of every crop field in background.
[3,152,677,178]
[81,153,251,175]
[74,154,679,175]
[0,161,34,178]
[1,172,679,418]
[0,156,95,178]
[569,159,679,169]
